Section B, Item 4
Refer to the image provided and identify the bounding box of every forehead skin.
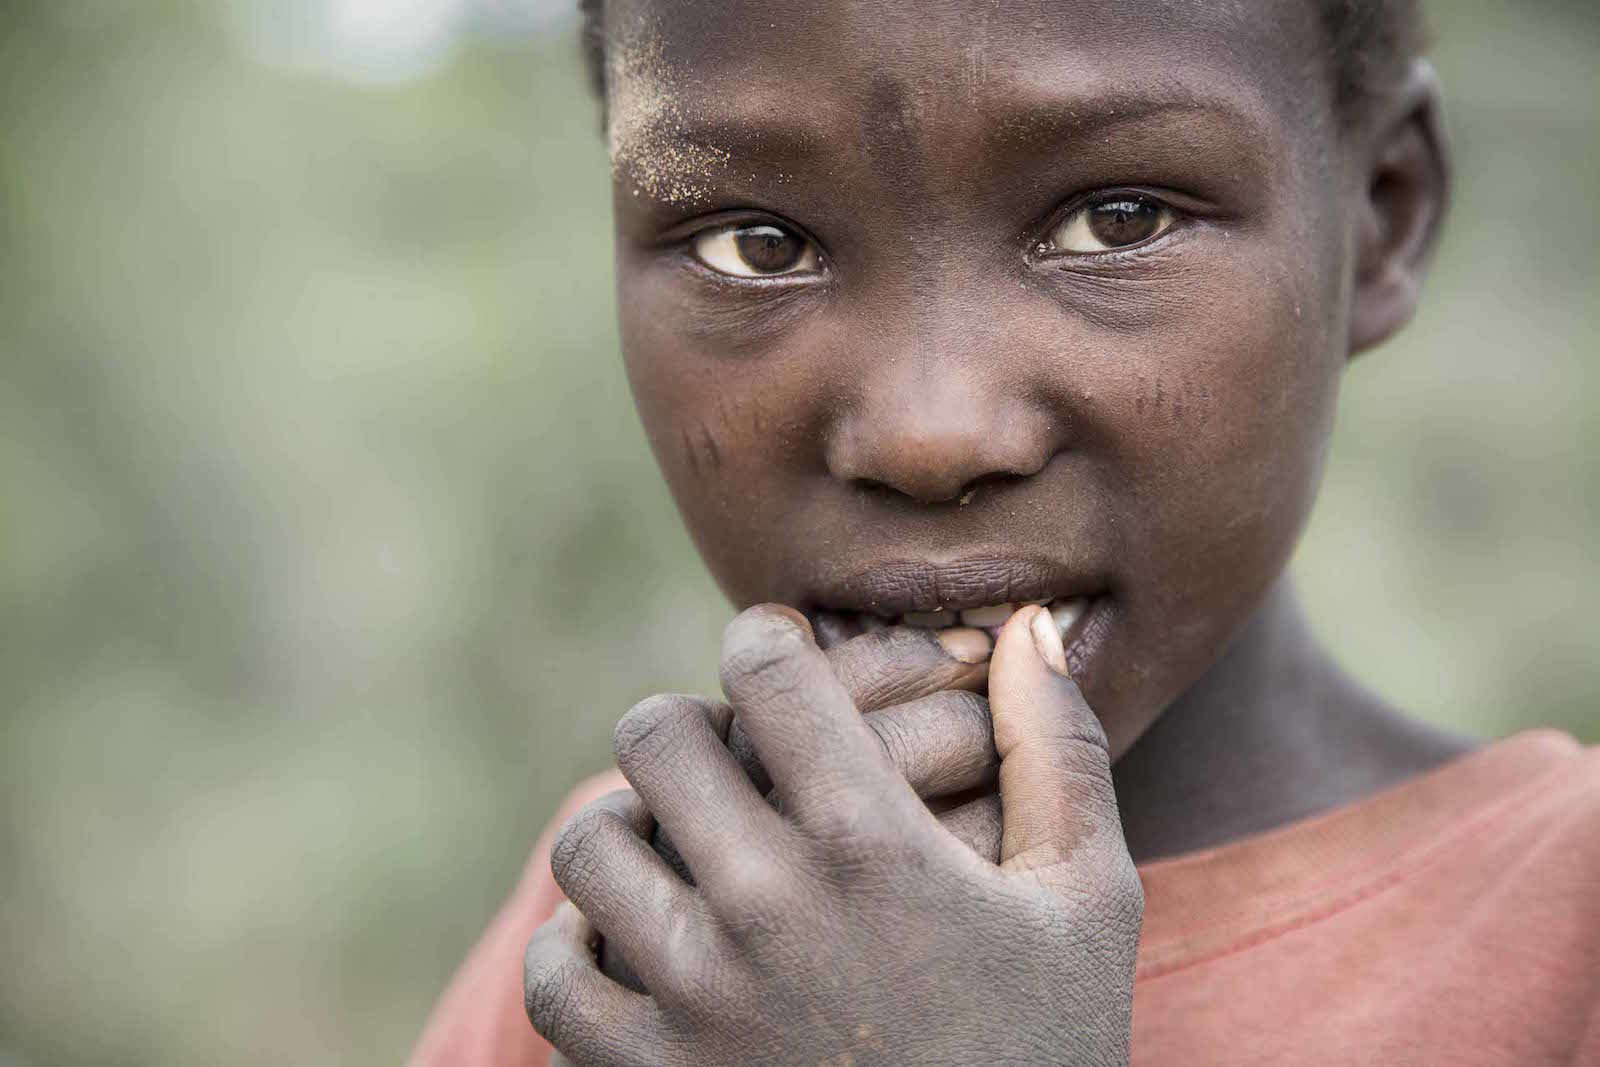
[602,0,1361,758]
[604,0,1339,210]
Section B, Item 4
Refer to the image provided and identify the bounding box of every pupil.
[1087,198,1161,248]
[733,225,804,273]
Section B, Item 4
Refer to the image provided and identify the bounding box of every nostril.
[848,476,898,498]
[848,468,1030,506]
[957,469,1029,501]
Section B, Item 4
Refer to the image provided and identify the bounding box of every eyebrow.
[984,88,1266,148]
[624,84,1265,172]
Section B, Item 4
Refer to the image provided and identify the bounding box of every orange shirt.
[411,731,1600,1065]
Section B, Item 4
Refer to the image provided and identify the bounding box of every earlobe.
[1348,60,1452,357]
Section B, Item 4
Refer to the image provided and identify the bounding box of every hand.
[526,605,1143,1066]
[601,619,1007,990]
[676,617,1010,863]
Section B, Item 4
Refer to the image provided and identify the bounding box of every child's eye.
[691,223,822,278]
[1046,194,1178,254]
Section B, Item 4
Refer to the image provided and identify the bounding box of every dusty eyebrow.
[618,86,847,167]
[609,76,1270,206]
[606,67,846,203]
[983,86,1270,149]
[624,88,1265,165]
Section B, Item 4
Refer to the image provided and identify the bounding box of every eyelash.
[674,213,830,284]
[677,190,1189,282]
[1031,190,1186,261]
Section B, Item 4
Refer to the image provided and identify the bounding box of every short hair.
[577,0,1426,128]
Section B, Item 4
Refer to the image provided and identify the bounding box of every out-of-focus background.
[0,1,1595,1063]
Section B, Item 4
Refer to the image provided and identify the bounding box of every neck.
[1112,578,1474,863]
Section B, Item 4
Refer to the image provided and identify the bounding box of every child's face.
[606,0,1366,755]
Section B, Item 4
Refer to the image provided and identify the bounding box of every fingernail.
[1029,606,1070,676]
[937,626,993,664]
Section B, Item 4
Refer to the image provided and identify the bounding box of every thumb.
[986,605,1123,876]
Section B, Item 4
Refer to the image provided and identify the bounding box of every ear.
[1348,60,1452,357]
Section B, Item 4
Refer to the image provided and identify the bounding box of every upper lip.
[804,556,1103,618]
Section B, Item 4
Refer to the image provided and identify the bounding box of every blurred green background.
[0,2,1595,1063]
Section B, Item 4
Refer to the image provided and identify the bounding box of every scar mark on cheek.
[606,33,730,205]
[680,420,725,478]
[680,425,700,477]
[700,423,723,470]
[1134,373,1214,425]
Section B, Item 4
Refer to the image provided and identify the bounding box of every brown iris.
[1085,198,1165,248]
[732,225,807,273]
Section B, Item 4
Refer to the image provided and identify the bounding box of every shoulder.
[1477,734,1600,909]
[1511,734,1600,833]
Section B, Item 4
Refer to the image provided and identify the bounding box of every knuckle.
[935,689,994,741]
[947,687,993,721]
[523,954,579,1032]
[613,693,702,771]
[719,613,812,698]
[549,806,616,898]
[865,711,913,771]
[803,795,906,858]
[840,629,929,702]
[1041,717,1113,780]
[711,853,790,924]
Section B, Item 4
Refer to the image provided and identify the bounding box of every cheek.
[617,265,833,594]
[1099,232,1347,623]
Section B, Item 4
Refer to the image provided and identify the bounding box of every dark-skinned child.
[413,2,1600,1063]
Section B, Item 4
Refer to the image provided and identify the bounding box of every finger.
[986,605,1123,874]
[828,624,992,711]
[613,693,787,888]
[936,791,1003,863]
[725,623,991,793]
[550,790,705,996]
[719,605,914,817]
[524,903,662,1067]
[863,689,998,798]
[809,609,863,650]
[728,685,998,801]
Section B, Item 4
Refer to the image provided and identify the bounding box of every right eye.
[691,223,821,279]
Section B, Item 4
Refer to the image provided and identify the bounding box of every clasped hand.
[526,604,1143,1066]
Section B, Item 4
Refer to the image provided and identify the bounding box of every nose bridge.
[824,302,1062,504]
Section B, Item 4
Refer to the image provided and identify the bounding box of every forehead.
[603,0,1331,177]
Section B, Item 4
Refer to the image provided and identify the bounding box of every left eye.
[691,223,822,278]
[1047,194,1178,254]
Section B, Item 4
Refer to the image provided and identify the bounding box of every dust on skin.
[605,29,731,205]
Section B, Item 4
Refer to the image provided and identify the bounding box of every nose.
[824,368,1063,504]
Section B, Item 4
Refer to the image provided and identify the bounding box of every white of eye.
[1048,196,1178,254]
[691,224,821,278]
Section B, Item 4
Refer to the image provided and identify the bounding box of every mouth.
[802,556,1110,672]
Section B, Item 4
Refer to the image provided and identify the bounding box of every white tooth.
[958,603,1016,628]
[1050,598,1089,639]
[902,609,958,629]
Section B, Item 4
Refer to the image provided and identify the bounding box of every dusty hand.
[682,617,1008,860]
[527,605,1142,1066]
[597,618,1006,989]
